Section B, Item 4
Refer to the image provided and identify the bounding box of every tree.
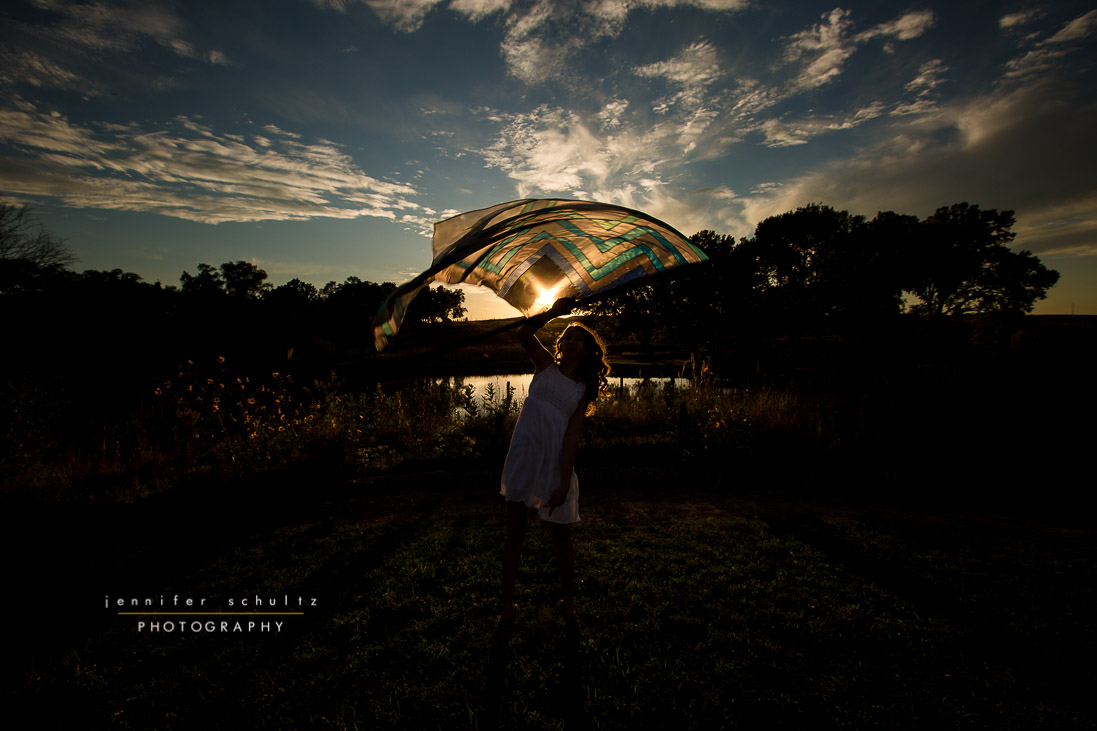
[0,204,75,268]
[0,204,76,292]
[220,260,270,299]
[905,203,1059,317]
[406,285,466,324]
[266,278,318,309]
[180,262,224,295]
[746,203,903,326]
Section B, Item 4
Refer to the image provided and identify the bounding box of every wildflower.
[217,355,226,364]
[207,379,214,385]
[272,372,280,378]
[153,388,162,396]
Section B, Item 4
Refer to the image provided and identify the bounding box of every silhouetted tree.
[267,278,318,307]
[0,204,76,293]
[583,282,667,349]
[220,260,270,299]
[746,203,903,327]
[905,203,1059,317]
[407,285,466,324]
[179,262,224,296]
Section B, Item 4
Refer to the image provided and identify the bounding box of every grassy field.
[3,316,1094,727]
[4,466,1094,729]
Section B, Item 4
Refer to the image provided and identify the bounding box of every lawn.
[4,467,1094,729]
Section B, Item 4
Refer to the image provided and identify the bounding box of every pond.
[447,373,690,398]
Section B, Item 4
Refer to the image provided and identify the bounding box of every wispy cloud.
[999,8,1045,30]
[313,0,511,32]
[476,106,612,196]
[0,100,421,224]
[1004,9,1097,79]
[735,79,1097,255]
[780,8,935,92]
[755,103,887,148]
[781,8,856,92]
[634,40,727,153]
[467,6,951,231]
[1,0,229,94]
[321,0,748,83]
[856,9,935,44]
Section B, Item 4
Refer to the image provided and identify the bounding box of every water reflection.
[448,373,688,398]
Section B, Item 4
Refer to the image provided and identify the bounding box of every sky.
[2,0,1096,319]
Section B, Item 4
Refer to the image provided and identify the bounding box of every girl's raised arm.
[517,298,574,371]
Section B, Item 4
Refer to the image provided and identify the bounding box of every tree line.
[587,202,1059,352]
[1,205,466,397]
[1,200,1060,380]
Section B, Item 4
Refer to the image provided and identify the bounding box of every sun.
[534,283,561,311]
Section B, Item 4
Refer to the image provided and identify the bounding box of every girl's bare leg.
[549,522,575,617]
[501,501,528,619]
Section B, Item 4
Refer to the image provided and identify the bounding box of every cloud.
[476,106,611,195]
[0,100,421,224]
[781,8,855,92]
[469,94,747,236]
[733,80,1097,256]
[779,8,935,92]
[634,40,728,152]
[905,58,948,95]
[595,99,630,129]
[470,6,953,232]
[635,39,722,89]
[449,0,513,21]
[314,0,510,31]
[314,1,749,85]
[2,1,228,94]
[754,102,886,148]
[326,0,748,83]
[999,9,1045,30]
[1004,9,1097,80]
[856,9,935,43]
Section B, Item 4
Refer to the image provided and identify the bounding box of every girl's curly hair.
[555,323,610,410]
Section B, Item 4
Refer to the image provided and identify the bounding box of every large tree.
[179,262,224,295]
[745,203,904,326]
[220,260,271,299]
[905,203,1059,317]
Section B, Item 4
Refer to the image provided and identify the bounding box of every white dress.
[500,364,586,524]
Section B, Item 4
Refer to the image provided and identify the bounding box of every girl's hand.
[547,297,576,318]
[545,482,570,517]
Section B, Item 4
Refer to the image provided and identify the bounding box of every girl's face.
[558,327,588,361]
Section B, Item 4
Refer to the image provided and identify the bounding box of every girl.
[499,298,609,626]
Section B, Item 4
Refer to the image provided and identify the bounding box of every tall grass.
[3,355,854,504]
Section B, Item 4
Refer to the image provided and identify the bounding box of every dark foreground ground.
[2,462,1094,729]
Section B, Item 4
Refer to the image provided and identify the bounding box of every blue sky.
[2,0,1096,318]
